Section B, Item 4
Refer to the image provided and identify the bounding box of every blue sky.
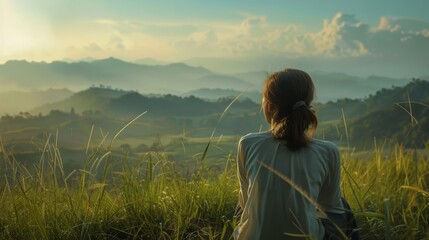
[1,0,428,76]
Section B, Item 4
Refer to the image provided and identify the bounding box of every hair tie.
[292,100,306,110]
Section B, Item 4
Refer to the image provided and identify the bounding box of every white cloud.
[1,10,428,68]
[265,13,429,62]
[376,17,429,33]
[89,13,429,65]
[281,13,373,57]
[171,16,303,57]
[169,12,429,61]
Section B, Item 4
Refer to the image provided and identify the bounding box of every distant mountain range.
[0,57,417,104]
[0,58,212,93]
[1,79,428,149]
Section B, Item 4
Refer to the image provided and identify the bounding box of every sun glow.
[0,0,54,59]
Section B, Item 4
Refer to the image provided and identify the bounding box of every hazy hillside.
[0,90,263,152]
[234,70,412,102]
[0,57,416,103]
[1,80,427,154]
[30,87,130,115]
[196,74,251,90]
[182,88,262,103]
[0,58,214,93]
[0,88,74,115]
[318,79,429,147]
[134,58,169,65]
[106,92,259,117]
[310,72,411,102]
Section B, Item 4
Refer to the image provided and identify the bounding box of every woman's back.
[234,131,343,239]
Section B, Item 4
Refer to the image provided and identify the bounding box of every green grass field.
[0,133,428,239]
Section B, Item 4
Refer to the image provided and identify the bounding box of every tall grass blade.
[394,103,418,125]
[85,124,94,154]
[110,111,147,146]
[341,108,349,148]
[400,185,429,196]
[201,85,253,162]
[384,198,391,240]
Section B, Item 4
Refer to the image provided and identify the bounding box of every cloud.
[84,43,103,52]
[95,19,197,37]
[171,15,303,57]
[376,17,429,33]
[91,12,426,66]
[170,12,428,61]
[308,13,371,57]
[292,13,429,61]
[108,36,125,50]
[2,9,428,73]
[174,13,429,76]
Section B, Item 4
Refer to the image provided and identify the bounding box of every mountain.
[106,92,259,117]
[310,71,411,102]
[3,80,427,152]
[134,58,169,65]
[183,55,429,79]
[196,74,252,90]
[30,87,130,115]
[61,57,97,63]
[234,71,270,89]
[0,88,74,115]
[28,86,260,118]
[348,103,429,147]
[234,70,412,102]
[318,79,429,147]
[0,57,418,103]
[0,58,215,93]
[182,88,262,103]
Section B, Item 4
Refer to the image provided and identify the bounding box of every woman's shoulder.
[239,131,272,145]
[310,138,340,154]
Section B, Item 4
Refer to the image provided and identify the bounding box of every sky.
[1,0,429,76]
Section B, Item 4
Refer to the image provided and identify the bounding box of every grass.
[1,92,428,240]
[341,144,429,239]
[0,138,239,240]
[0,134,428,239]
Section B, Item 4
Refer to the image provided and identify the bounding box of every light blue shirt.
[234,131,344,240]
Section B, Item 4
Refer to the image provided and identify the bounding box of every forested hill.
[28,87,260,118]
[318,79,429,147]
[13,79,429,148]
[31,87,130,115]
[106,92,258,117]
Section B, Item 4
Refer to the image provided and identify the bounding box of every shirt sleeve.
[237,138,249,209]
[317,146,344,213]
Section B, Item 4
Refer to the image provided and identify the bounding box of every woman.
[234,69,346,239]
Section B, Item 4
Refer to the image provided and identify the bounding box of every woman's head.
[262,68,317,151]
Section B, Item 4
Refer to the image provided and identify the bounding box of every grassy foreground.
[0,138,428,239]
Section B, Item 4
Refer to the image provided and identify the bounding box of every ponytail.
[263,69,318,151]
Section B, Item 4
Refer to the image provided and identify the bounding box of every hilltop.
[30,87,130,115]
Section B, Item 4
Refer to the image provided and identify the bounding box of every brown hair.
[263,68,318,151]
